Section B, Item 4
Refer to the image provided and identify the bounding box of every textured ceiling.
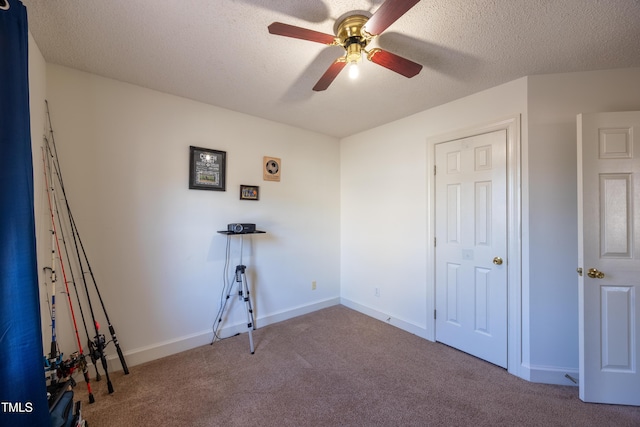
[22,0,640,138]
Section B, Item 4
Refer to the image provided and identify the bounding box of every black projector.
[227,223,256,234]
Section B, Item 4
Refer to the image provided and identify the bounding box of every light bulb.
[348,61,359,79]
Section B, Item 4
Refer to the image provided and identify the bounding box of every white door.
[434,130,508,368]
[578,111,640,406]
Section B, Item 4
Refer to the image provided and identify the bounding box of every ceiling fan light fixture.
[345,43,362,79]
[348,61,360,79]
[346,42,362,63]
[347,42,363,79]
[268,1,422,91]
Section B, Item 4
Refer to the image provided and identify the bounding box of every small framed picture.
[189,146,226,191]
[263,156,281,182]
[240,185,259,201]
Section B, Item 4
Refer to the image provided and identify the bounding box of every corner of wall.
[340,298,431,340]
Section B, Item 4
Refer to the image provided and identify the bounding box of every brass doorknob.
[493,257,503,265]
[587,268,605,279]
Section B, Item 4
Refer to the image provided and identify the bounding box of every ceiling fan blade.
[268,22,336,45]
[363,0,421,35]
[313,59,347,91]
[367,48,422,78]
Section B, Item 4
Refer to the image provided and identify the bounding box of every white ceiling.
[22,0,640,138]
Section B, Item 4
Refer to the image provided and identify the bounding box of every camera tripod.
[213,264,256,354]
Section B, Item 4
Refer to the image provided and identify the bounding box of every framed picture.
[263,156,281,182]
[240,185,259,201]
[189,146,226,191]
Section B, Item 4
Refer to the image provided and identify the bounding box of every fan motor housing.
[336,14,371,56]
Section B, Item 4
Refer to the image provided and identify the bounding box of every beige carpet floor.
[73,305,640,426]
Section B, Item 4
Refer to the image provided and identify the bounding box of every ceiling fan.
[268,0,423,91]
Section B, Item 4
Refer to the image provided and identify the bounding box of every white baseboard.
[340,298,430,340]
[520,363,579,386]
[101,297,342,371]
[254,297,341,330]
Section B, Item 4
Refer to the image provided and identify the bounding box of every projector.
[227,223,256,234]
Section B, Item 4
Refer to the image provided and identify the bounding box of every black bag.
[49,390,75,427]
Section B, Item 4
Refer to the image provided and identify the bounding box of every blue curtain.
[0,1,49,426]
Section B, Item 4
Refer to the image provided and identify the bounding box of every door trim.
[426,115,522,377]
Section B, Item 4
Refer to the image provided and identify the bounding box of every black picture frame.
[189,146,226,191]
[240,185,259,201]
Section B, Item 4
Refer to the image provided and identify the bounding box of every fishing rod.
[42,118,113,395]
[44,100,129,379]
[42,229,61,384]
[45,140,103,383]
[42,261,84,390]
[41,147,96,404]
[48,231,57,363]
[48,229,57,365]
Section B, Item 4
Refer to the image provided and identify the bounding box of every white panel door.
[435,130,507,368]
[578,111,640,405]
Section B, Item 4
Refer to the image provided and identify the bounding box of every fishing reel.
[88,334,107,362]
[44,351,83,385]
[58,351,82,381]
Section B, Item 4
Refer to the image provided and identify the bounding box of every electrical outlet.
[312,281,317,290]
[375,287,380,297]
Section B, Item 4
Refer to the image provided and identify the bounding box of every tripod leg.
[243,274,256,331]
[211,269,241,344]
[213,264,256,353]
[241,272,255,354]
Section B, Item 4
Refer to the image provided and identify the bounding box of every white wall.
[341,67,640,385]
[37,65,341,367]
[340,78,528,338]
[525,67,640,382]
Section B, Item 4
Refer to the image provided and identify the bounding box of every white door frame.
[426,115,522,377]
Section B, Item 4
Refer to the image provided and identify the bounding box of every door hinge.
[434,237,436,247]
[434,165,437,175]
[434,309,437,319]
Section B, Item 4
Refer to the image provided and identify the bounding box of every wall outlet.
[375,287,380,297]
[312,280,317,290]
